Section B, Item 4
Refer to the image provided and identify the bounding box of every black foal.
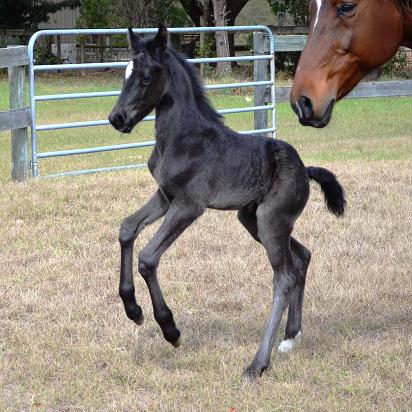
[108,26,346,379]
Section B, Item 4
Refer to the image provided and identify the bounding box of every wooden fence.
[0,46,30,181]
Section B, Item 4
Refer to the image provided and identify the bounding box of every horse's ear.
[149,24,168,54]
[127,28,140,52]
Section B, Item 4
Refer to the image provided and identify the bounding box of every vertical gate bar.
[269,32,276,138]
[28,36,39,177]
[9,62,29,181]
[253,32,268,133]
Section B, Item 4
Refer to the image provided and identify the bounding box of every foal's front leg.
[138,198,205,346]
[119,190,169,325]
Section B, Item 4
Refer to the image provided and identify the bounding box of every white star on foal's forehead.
[125,60,134,79]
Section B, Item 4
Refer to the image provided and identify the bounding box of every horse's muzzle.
[108,112,133,133]
[292,96,335,128]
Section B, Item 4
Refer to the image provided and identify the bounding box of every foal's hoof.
[133,313,144,326]
[163,327,181,348]
[243,363,268,381]
[126,307,144,325]
[171,335,182,348]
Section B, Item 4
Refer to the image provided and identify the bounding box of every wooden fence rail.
[0,46,30,181]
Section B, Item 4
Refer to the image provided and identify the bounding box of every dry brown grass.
[0,160,411,411]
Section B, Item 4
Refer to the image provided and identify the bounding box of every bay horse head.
[290,0,410,128]
[108,26,168,133]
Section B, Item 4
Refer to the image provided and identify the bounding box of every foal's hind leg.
[278,238,311,353]
[138,198,205,346]
[238,206,311,355]
[244,203,303,379]
[119,190,169,325]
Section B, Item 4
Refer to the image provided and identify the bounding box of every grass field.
[0,73,411,180]
[0,74,411,411]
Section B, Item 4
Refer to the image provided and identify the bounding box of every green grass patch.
[0,74,411,182]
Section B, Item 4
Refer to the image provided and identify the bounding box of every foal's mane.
[166,48,223,124]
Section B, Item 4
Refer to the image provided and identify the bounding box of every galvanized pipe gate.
[28,26,276,178]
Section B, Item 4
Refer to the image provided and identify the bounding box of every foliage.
[0,0,80,29]
[194,34,216,58]
[77,0,189,29]
[77,0,111,28]
[34,44,63,65]
[276,52,301,76]
[107,0,190,28]
[266,0,310,26]
[382,48,410,79]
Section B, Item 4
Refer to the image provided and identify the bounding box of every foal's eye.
[337,3,355,15]
[142,75,152,85]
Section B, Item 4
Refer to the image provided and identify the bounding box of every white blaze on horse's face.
[314,0,323,30]
[125,60,134,80]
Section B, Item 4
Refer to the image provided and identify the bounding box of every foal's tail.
[306,166,346,217]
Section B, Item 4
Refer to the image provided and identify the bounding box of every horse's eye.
[142,75,152,85]
[337,3,355,15]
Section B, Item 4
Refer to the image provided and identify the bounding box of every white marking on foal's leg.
[125,60,134,80]
[278,330,302,353]
[314,0,322,30]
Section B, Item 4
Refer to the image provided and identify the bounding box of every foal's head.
[108,26,168,133]
[290,0,405,128]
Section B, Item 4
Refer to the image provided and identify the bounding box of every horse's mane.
[396,0,412,12]
[167,48,223,124]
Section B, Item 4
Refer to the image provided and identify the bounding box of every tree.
[77,0,189,29]
[77,0,111,28]
[0,0,80,29]
[180,0,249,59]
[266,0,310,26]
[108,0,189,28]
[211,0,231,76]
[180,0,249,27]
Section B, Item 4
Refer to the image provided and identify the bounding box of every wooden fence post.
[253,32,268,132]
[80,37,86,76]
[56,34,62,61]
[8,60,29,181]
[99,35,104,63]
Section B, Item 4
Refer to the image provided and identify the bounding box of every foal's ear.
[148,24,168,55]
[127,28,140,52]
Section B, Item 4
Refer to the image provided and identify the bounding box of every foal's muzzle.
[108,112,133,133]
[292,96,335,128]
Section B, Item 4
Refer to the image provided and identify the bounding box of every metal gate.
[28,26,276,178]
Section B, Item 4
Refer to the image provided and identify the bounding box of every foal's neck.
[155,51,208,142]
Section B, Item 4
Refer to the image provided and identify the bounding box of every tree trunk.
[212,0,231,76]
[226,0,249,63]
[226,16,237,67]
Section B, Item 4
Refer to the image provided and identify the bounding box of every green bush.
[34,45,63,65]
[383,48,410,79]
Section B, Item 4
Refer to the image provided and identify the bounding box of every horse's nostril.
[299,96,313,120]
[109,112,125,129]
